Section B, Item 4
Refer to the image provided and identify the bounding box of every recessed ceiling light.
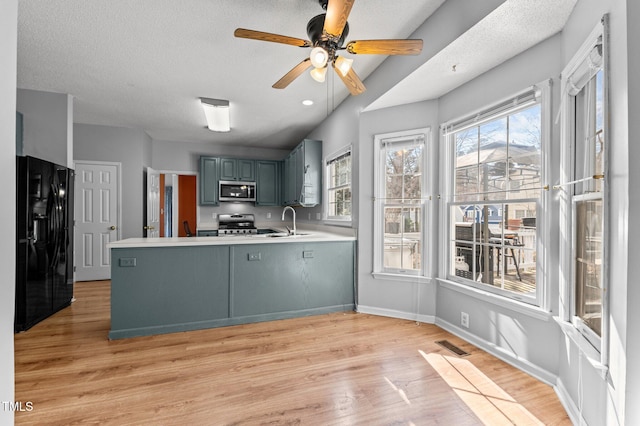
[302,100,314,106]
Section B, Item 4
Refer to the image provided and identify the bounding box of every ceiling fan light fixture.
[310,46,329,68]
[310,66,327,83]
[334,56,353,77]
[200,98,230,132]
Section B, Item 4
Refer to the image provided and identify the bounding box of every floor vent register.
[435,340,470,357]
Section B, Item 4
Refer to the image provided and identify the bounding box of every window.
[373,128,429,277]
[325,147,352,221]
[560,18,608,354]
[442,84,549,305]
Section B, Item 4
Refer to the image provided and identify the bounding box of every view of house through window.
[572,67,605,343]
[446,93,543,302]
[374,130,428,275]
[325,149,352,220]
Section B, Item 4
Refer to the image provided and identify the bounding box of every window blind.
[441,87,540,136]
[381,135,425,149]
[566,38,603,96]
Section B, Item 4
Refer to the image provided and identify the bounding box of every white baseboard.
[555,378,584,426]
[356,306,574,422]
[356,305,436,324]
[435,317,557,386]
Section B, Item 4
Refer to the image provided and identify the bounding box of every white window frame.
[373,128,431,280]
[440,82,551,307]
[558,16,609,364]
[323,145,352,224]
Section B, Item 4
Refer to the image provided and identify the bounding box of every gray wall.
[306,0,506,321]
[151,138,291,230]
[305,0,638,424]
[356,100,439,320]
[8,0,638,423]
[74,123,152,239]
[152,139,288,172]
[556,0,634,424]
[17,88,73,168]
[625,0,640,420]
[434,32,564,377]
[1,1,17,424]
[74,130,294,235]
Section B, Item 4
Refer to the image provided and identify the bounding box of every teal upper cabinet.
[255,160,281,206]
[199,156,219,205]
[283,139,322,207]
[220,158,255,181]
[283,149,296,205]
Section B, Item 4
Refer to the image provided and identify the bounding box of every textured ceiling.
[17,0,576,150]
[366,0,577,111]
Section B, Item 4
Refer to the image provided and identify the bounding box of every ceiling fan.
[234,0,423,96]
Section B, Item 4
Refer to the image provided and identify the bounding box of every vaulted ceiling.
[17,0,576,150]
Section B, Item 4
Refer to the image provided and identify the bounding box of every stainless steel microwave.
[219,180,256,202]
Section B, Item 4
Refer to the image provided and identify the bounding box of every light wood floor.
[14,281,570,425]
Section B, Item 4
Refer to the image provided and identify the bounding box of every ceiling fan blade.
[333,64,365,96]
[273,58,313,89]
[323,0,355,37]
[234,28,312,47]
[346,39,423,55]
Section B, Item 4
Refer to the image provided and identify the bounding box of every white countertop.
[108,226,356,249]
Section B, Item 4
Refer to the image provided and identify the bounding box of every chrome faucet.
[282,206,296,235]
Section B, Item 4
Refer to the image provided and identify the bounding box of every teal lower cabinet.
[231,242,354,317]
[109,241,355,339]
[110,246,230,339]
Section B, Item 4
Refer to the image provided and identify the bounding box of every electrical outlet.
[119,258,137,267]
[248,253,261,261]
[316,213,321,220]
[266,212,271,219]
[461,312,470,328]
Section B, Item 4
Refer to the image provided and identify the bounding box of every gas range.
[217,214,257,235]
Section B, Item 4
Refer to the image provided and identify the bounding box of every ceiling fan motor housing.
[307,14,348,62]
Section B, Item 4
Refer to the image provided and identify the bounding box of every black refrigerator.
[15,155,74,332]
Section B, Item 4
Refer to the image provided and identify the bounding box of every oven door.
[219,181,256,202]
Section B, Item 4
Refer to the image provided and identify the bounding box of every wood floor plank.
[14,281,571,425]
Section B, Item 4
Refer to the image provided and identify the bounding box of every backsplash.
[198,203,323,230]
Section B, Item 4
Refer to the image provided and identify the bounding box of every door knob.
[110,225,117,230]
[144,225,155,230]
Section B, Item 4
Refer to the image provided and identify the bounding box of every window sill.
[554,316,608,379]
[372,272,431,284]
[436,277,552,321]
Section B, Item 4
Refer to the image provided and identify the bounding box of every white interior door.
[146,167,160,238]
[74,161,120,281]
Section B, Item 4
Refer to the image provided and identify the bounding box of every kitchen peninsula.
[108,228,356,339]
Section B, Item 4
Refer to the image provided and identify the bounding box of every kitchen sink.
[253,228,310,238]
[266,232,310,238]
[256,228,281,234]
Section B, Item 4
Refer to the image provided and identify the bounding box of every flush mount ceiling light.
[302,99,314,106]
[200,98,230,132]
